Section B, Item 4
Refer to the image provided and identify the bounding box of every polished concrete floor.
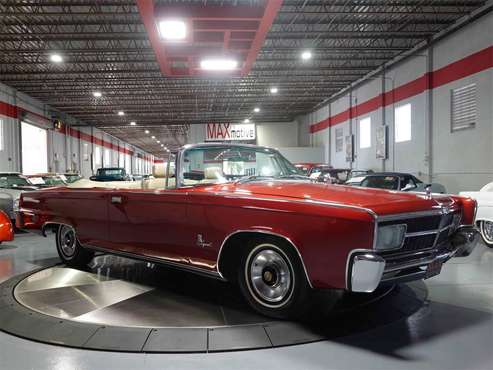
[0,232,492,370]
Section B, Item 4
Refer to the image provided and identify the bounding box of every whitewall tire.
[479,221,493,247]
[56,225,95,266]
[237,237,312,319]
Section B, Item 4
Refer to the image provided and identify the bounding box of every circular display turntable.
[0,255,427,353]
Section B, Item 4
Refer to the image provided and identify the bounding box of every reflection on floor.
[0,232,492,370]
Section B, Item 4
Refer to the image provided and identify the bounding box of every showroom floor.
[0,232,492,370]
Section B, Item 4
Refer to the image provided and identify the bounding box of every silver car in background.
[0,173,38,222]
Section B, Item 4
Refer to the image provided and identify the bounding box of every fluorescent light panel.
[301,51,312,60]
[50,54,63,63]
[200,59,238,71]
[158,20,187,40]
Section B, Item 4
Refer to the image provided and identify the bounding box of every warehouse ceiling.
[0,0,487,156]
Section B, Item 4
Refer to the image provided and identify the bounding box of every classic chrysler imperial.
[16,143,478,319]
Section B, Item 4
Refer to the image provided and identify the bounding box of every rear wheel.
[479,221,493,247]
[56,225,94,266]
[238,238,312,319]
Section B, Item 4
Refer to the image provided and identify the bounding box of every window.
[359,117,371,149]
[94,146,101,168]
[21,122,48,175]
[119,152,125,168]
[335,128,343,152]
[395,103,412,143]
[451,83,476,131]
[104,149,110,167]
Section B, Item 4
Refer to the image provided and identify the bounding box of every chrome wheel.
[58,226,76,258]
[480,221,493,245]
[246,244,294,307]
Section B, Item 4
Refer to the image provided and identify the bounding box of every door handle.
[111,196,123,204]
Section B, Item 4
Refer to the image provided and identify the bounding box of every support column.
[424,45,434,183]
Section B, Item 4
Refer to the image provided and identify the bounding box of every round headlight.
[376,224,407,251]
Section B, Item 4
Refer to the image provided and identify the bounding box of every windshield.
[64,174,81,183]
[361,176,399,190]
[321,169,349,182]
[97,168,124,176]
[180,146,300,186]
[42,176,65,185]
[0,174,31,188]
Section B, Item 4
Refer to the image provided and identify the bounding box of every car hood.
[210,180,455,216]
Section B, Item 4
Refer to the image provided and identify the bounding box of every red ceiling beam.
[136,0,282,78]
[241,0,283,76]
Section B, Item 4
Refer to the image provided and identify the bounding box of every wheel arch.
[41,221,74,237]
[216,230,313,288]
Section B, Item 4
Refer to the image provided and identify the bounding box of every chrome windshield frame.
[175,143,297,188]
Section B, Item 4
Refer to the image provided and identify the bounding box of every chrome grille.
[379,209,461,256]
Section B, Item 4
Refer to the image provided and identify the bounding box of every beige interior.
[69,163,177,190]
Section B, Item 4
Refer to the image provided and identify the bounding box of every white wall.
[299,11,493,194]
[0,82,154,177]
[186,121,324,163]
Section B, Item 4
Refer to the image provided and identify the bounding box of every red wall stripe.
[0,102,153,160]
[310,45,493,134]
[0,101,18,119]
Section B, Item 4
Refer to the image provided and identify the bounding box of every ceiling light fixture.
[158,20,187,40]
[200,59,238,71]
[254,107,260,113]
[157,140,160,143]
[270,87,278,94]
[49,54,63,63]
[130,121,136,126]
[145,130,150,134]
[151,136,156,139]
[118,111,125,116]
[92,91,102,98]
[301,51,312,60]
[244,119,250,123]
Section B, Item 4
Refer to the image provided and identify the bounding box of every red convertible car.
[16,143,478,319]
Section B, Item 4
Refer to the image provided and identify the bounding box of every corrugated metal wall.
[299,12,493,194]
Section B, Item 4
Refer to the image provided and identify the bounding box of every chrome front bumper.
[348,226,478,293]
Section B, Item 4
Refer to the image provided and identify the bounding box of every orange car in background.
[0,210,14,244]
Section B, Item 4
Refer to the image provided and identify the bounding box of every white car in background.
[460,182,493,247]
[0,173,39,222]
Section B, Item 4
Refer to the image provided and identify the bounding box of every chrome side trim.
[197,192,379,218]
[216,229,314,289]
[85,244,225,281]
[377,208,454,222]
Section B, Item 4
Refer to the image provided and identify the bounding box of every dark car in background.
[354,172,447,194]
[90,168,132,182]
[309,166,351,185]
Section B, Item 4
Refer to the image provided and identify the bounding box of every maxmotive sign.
[205,123,256,141]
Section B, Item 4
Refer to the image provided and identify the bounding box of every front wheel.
[479,221,493,247]
[238,239,312,319]
[56,225,95,266]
